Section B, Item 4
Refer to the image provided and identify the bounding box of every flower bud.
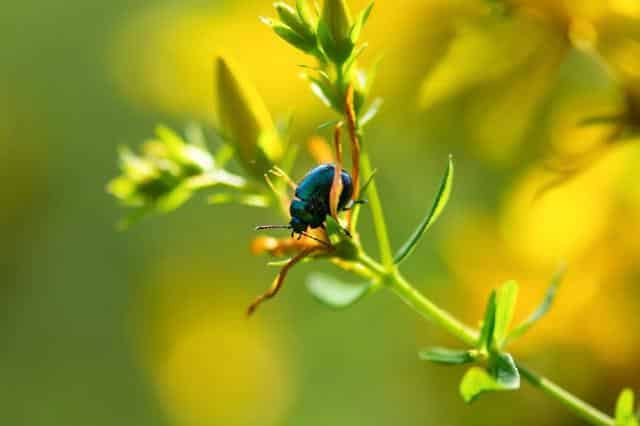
[215,56,283,179]
[319,0,354,63]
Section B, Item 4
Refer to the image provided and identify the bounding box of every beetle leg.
[247,247,319,315]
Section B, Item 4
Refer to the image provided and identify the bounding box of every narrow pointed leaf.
[493,280,519,349]
[309,79,336,108]
[296,0,316,31]
[273,22,315,52]
[616,389,639,426]
[275,2,309,38]
[393,156,453,264]
[419,347,476,365]
[317,118,342,130]
[359,98,383,127]
[478,290,497,350]
[349,1,374,43]
[306,273,370,309]
[359,168,378,194]
[506,266,565,345]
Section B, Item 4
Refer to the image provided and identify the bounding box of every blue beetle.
[256,163,357,242]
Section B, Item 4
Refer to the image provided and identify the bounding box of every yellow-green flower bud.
[215,56,282,179]
[323,0,352,41]
[319,0,354,63]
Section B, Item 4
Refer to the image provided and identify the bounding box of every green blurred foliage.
[3,0,640,425]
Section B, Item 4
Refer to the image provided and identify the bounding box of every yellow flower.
[418,1,640,164]
[500,142,635,267]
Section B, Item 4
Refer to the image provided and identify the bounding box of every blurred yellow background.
[2,0,640,425]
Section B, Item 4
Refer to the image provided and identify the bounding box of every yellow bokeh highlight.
[500,143,635,267]
[133,260,295,426]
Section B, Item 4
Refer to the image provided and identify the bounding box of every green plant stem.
[519,365,614,426]
[390,270,478,347]
[359,150,394,269]
[356,252,614,425]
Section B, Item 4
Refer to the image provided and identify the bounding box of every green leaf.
[505,266,564,345]
[155,125,186,160]
[306,74,338,109]
[317,17,353,64]
[317,118,342,130]
[359,97,383,127]
[489,352,520,390]
[360,168,378,194]
[393,156,454,264]
[460,353,520,403]
[155,186,193,213]
[419,347,476,365]
[478,290,497,351]
[186,169,247,190]
[306,273,370,309]
[274,2,311,39]
[296,0,317,32]
[493,280,519,349]
[616,389,639,426]
[460,368,503,403]
[349,1,374,43]
[270,21,315,52]
[343,42,368,75]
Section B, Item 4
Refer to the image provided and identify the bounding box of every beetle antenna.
[299,231,331,247]
[255,225,292,231]
[255,225,331,247]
